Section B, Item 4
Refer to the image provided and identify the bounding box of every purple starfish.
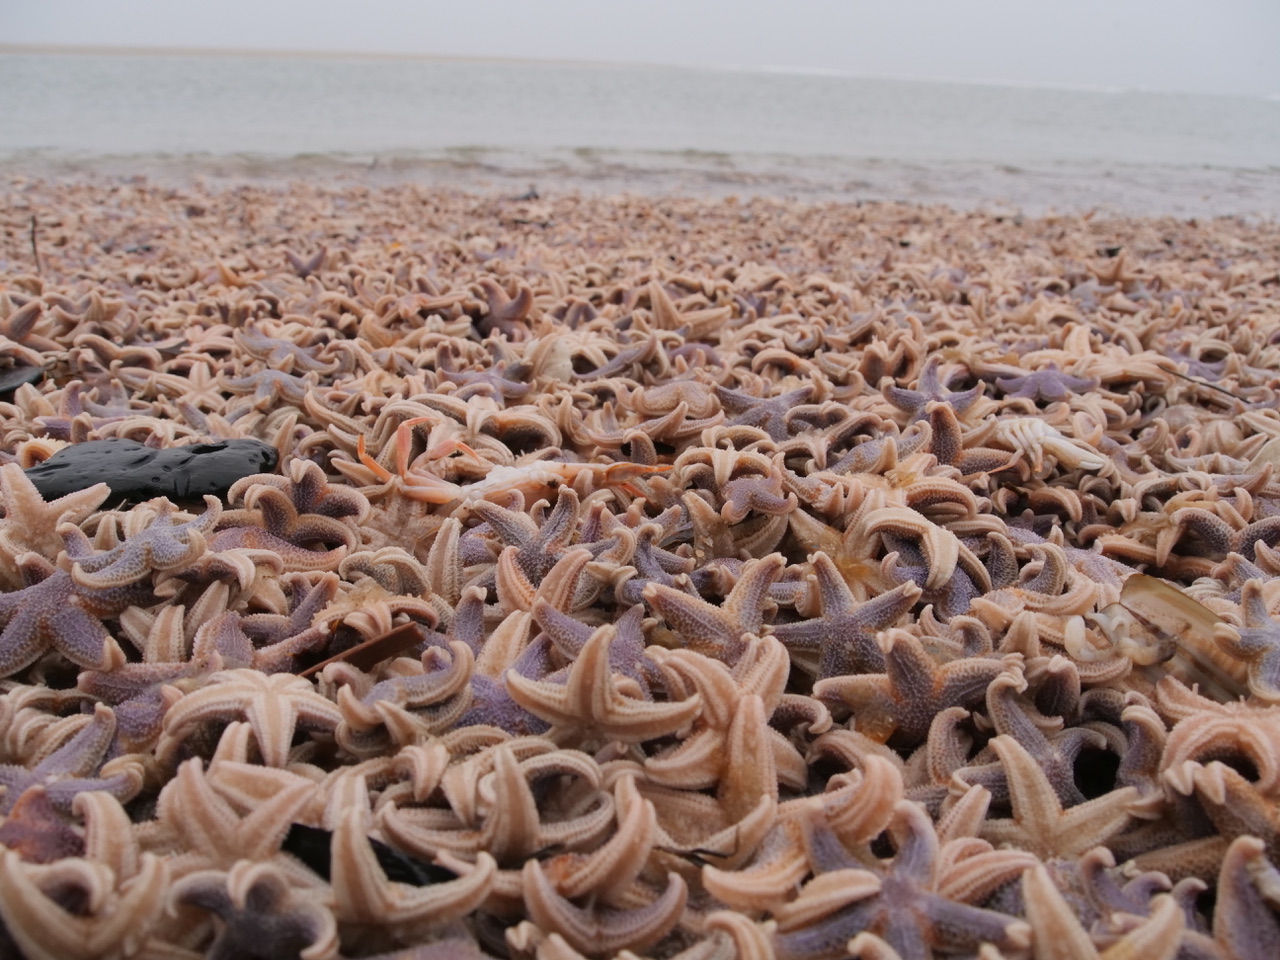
[774,802,1029,960]
[0,703,138,816]
[769,553,920,679]
[715,383,815,442]
[994,363,1098,403]
[882,356,984,422]
[0,554,154,677]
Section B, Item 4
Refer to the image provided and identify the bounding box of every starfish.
[0,298,62,353]
[0,462,109,585]
[62,496,221,589]
[458,674,551,738]
[474,277,535,339]
[534,599,657,696]
[951,670,1108,810]
[861,506,968,593]
[572,335,662,382]
[328,775,496,932]
[1188,835,1280,960]
[642,553,784,662]
[1211,579,1280,702]
[219,573,331,673]
[170,860,339,960]
[0,703,142,816]
[885,543,988,621]
[30,379,135,441]
[505,623,701,746]
[1111,700,1168,814]
[644,636,793,791]
[715,384,816,443]
[645,277,732,339]
[635,691,781,872]
[491,545,607,618]
[219,484,358,554]
[900,706,977,816]
[534,773,658,904]
[1152,506,1237,567]
[283,245,327,278]
[78,606,262,754]
[881,356,984,423]
[221,368,316,409]
[166,358,227,410]
[340,547,435,604]
[0,786,88,863]
[701,815,813,914]
[615,519,693,605]
[976,736,1138,859]
[0,552,154,676]
[1019,862,1185,960]
[925,402,1021,476]
[467,487,584,585]
[1166,761,1280,867]
[1238,515,1280,561]
[994,362,1099,404]
[1045,846,1206,943]
[521,857,688,957]
[231,457,369,522]
[0,849,169,960]
[720,471,798,524]
[1155,695,1280,800]
[380,743,612,867]
[332,641,475,756]
[769,552,921,678]
[771,801,1031,960]
[158,668,343,767]
[235,325,338,375]
[814,630,1017,747]
[442,591,549,735]
[822,424,934,477]
[208,524,347,573]
[436,342,531,400]
[682,487,789,564]
[154,757,315,872]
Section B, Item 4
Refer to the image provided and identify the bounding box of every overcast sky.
[4,0,1277,98]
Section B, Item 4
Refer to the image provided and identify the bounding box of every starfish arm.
[1213,836,1280,960]
[506,625,701,744]
[0,850,169,960]
[522,858,687,956]
[984,736,1137,859]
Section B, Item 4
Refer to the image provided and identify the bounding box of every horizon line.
[2,42,1269,102]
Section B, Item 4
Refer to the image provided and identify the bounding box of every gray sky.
[4,0,1277,98]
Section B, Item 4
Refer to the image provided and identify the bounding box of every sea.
[2,49,1278,217]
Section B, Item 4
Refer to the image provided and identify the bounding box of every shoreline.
[5,154,1279,220]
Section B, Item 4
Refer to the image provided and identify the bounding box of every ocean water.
[2,50,1278,216]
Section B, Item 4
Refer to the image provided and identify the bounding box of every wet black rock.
[282,823,457,886]
[0,365,45,399]
[25,438,278,503]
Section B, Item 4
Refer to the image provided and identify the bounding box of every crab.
[991,416,1108,475]
[355,416,671,505]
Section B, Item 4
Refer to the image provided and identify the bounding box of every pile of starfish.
[0,179,1278,960]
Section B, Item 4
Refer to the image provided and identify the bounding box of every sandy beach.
[1,176,1279,958]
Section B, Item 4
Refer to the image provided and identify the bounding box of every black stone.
[281,823,458,886]
[0,365,45,399]
[24,438,278,503]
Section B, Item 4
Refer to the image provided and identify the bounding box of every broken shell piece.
[1119,573,1248,702]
